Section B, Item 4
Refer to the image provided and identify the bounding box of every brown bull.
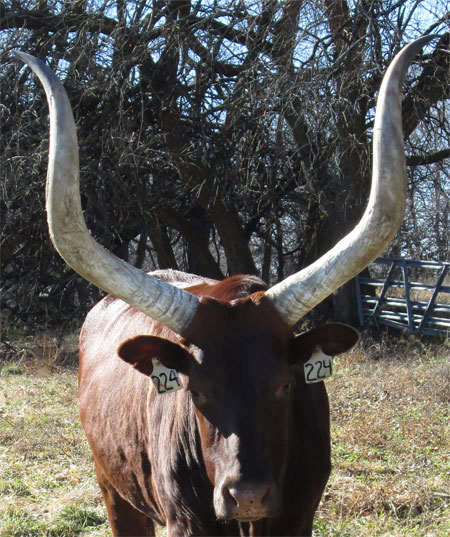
[79,272,357,535]
[15,36,435,536]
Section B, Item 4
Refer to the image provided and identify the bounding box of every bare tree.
[1,0,449,329]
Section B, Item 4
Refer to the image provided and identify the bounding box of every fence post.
[401,260,415,333]
[354,274,365,327]
[373,261,396,320]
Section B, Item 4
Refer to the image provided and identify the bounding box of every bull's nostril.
[223,484,238,508]
[227,487,242,508]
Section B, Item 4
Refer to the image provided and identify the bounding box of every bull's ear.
[289,323,359,364]
[118,335,193,376]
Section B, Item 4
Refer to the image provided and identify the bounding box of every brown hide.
[79,272,358,536]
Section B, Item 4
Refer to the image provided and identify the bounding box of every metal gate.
[355,258,450,336]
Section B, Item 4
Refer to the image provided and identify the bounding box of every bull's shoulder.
[79,295,164,356]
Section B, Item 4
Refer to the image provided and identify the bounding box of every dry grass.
[0,331,449,536]
[0,332,109,537]
[316,338,450,536]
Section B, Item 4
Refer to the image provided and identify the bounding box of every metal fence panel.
[355,258,450,336]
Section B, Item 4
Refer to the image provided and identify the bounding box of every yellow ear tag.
[304,348,333,384]
[151,358,183,394]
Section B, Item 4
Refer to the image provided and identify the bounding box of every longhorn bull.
[14,36,435,537]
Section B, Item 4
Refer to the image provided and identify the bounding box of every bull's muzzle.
[214,478,281,522]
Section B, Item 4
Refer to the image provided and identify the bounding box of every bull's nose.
[218,480,279,521]
[226,481,271,510]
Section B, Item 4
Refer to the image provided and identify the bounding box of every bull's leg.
[94,461,152,537]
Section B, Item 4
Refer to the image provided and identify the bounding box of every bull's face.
[118,295,358,522]
[185,302,293,522]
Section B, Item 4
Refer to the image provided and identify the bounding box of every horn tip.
[12,50,34,64]
[399,35,439,65]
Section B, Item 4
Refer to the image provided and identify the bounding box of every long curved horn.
[264,36,437,326]
[14,51,199,336]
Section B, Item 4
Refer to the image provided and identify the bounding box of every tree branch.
[403,33,450,137]
[407,148,450,166]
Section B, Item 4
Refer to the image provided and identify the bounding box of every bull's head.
[117,295,359,521]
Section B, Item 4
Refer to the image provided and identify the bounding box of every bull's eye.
[189,388,208,406]
[275,383,291,398]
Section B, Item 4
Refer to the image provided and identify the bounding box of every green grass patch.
[1,505,105,537]
[1,505,106,537]
[1,364,24,376]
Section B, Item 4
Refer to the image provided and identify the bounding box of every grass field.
[0,331,449,536]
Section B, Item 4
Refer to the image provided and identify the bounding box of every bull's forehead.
[185,295,292,386]
[188,294,290,351]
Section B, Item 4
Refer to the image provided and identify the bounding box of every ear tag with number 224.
[151,358,183,395]
[304,348,333,384]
